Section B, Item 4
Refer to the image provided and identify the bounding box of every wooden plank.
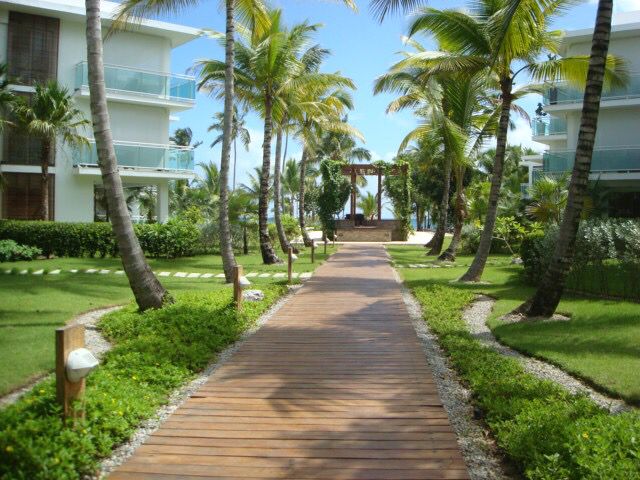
[110,244,469,480]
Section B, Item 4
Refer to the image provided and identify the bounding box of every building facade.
[0,0,198,222]
[526,12,640,217]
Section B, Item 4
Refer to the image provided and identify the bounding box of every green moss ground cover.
[387,245,640,479]
[0,286,286,479]
[0,247,336,396]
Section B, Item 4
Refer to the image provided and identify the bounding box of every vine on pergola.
[318,160,351,239]
[377,160,413,239]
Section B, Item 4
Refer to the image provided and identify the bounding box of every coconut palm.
[406,0,626,282]
[281,158,300,215]
[358,192,377,220]
[520,0,619,317]
[85,0,169,310]
[13,81,89,221]
[208,105,250,191]
[525,174,569,223]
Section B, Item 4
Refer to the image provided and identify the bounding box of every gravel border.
[389,265,514,479]
[0,305,121,409]
[464,295,630,414]
[97,284,303,479]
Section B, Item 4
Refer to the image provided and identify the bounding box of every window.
[1,172,54,220]
[7,11,60,86]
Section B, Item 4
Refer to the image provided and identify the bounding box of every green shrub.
[0,286,286,479]
[0,219,200,259]
[409,283,640,480]
[268,214,301,244]
[520,230,546,281]
[0,240,42,262]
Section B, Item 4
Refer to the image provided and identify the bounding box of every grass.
[387,245,640,479]
[386,245,640,405]
[0,287,286,479]
[0,246,337,396]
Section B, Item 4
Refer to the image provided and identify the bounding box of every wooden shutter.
[7,11,60,86]
[1,172,54,220]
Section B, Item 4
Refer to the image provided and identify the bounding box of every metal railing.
[74,62,196,102]
[541,147,640,176]
[531,117,567,136]
[74,140,194,171]
[542,74,640,106]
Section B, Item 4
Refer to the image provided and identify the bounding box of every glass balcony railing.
[531,117,567,136]
[542,74,640,106]
[74,62,196,102]
[542,147,640,175]
[74,141,195,171]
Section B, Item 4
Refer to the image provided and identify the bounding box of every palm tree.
[282,159,300,215]
[85,0,170,310]
[358,192,377,220]
[525,174,569,223]
[170,127,202,149]
[14,81,89,221]
[208,105,250,191]
[520,0,617,318]
[169,126,201,216]
[407,0,626,282]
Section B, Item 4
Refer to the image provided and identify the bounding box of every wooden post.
[311,241,315,263]
[377,169,382,221]
[233,265,243,310]
[56,324,86,421]
[350,171,357,225]
[288,246,293,284]
[324,239,327,254]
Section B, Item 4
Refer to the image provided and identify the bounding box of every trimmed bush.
[268,214,301,244]
[0,240,42,262]
[0,219,200,258]
[0,286,286,479]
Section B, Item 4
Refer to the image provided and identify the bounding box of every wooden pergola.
[341,163,408,224]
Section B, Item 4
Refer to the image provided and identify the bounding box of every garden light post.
[311,240,315,263]
[56,324,98,421]
[324,238,327,254]
[233,265,251,310]
[288,246,298,284]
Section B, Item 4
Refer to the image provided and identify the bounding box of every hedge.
[0,286,286,479]
[0,219,200,259]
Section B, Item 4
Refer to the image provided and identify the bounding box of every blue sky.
[162,0,639,204]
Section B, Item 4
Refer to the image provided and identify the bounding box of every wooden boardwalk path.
[110,244,469,480]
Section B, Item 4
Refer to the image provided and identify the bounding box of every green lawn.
[387,245,640,405]
[0,247,337,396]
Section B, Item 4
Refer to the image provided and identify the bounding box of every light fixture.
[66,348,99,383]
[239,276,251,287]
[290,253,298,262]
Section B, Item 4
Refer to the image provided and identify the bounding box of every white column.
[156,182,169,223]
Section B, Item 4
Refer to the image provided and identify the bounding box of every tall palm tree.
[170,127,202,149]
[282,158,300,216]
[208,105,250,191]
[520,0,617,317]
[85,0,170,310]
[406,0,626,281]
[14,81,89,221]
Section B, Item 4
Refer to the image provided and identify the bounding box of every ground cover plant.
[388,244,640,478]
[0,286,286,479]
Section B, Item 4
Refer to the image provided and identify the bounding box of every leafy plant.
[317,160,351,239]
[0,240,42,262]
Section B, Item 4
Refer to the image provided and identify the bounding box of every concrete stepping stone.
[19,270,28,275]
[246,272,258,277]
[85,269,97,274]
[258,273,271,278]
[201,273,214,279]
[99,269,110,274]
[174,272,188,278]
[187,273,201,278]
[49,269,61,275]
[158,271,171,277]
[32,269,44,275]
[273,273,286,278]
[115,270,125,275]
[291,272,299,278]
[300,272,312,278]
[215,273,225,278]
[70,269,78,273]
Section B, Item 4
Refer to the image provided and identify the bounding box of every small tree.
[14,81,89,220]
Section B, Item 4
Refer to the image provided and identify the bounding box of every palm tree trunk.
[243,225,248,254]
[281,129,288,213]
[521,0,612,317]
[427,151,452,256]
[85,0,169,310]
[258,94,280,264]
[233,138,237,191]
[218,0,238,281]
[40,140,50,220]
[273,126,295,253]
[438,184,466,262]
[298,147,312,247]
[459,79,513,281]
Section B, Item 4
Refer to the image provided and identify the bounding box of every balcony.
[541,147,640,177]
[531,117,566,137]
[73,140,195,179]
[542,74,640,107]
[74,62,196,109]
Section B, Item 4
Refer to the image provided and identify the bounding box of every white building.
[0,0,199,222]
[526,12,640,217]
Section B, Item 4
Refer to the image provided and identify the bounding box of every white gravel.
[392,270,514,480]
[97,284,303,479]
[464,295,630,414]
